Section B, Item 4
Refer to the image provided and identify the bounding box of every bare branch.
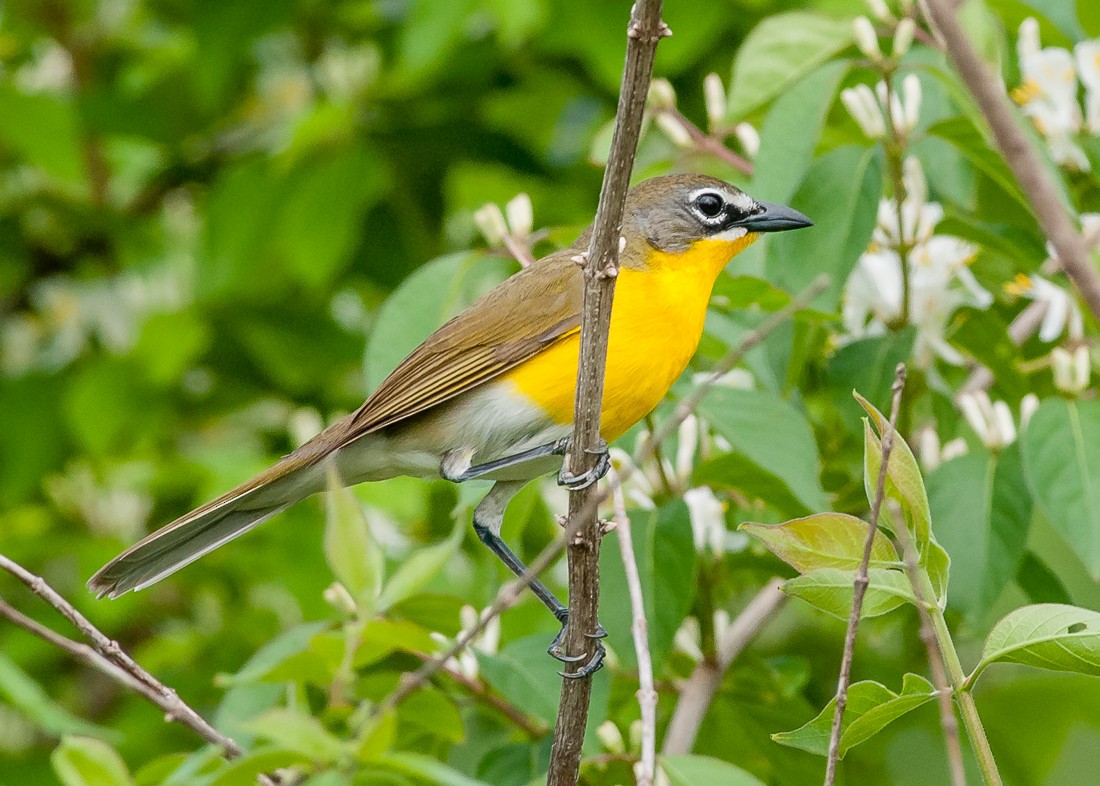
[610,476,656,785]
[824,364,907,785]
[889,502,967,786]
[0,555,246,760]
[374,275,829,720]
[659,108,755,175]
[661,579,786,756]
[921,0,1100,322]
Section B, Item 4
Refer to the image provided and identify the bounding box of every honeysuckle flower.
[733,122,761,158]
[843,158,989,367]
[1076,40,1100,132]
[893,19,916,58]
[596,721,626,754]
[918,426,969,472]
[684,486,726,555]
[854,16,884,63]
[841,76,921,139]
[1004,273,1084,342]
[1051,345,1091,393]
[1013,19,1092,169]
[958,391,1019,450]
[1020,393,1041,428]
[703,72,727,131]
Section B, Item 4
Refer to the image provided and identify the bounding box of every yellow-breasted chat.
[89,173,811,675]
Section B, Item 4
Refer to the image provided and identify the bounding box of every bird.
[89,173,811,676]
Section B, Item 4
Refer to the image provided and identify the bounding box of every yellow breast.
[503,234,756,441]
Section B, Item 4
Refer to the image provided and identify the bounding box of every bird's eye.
[693,192,725,219]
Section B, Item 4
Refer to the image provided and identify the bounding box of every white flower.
[1020,393,1041,428]
[893,19,916,58]
[655,112,693,147]
[1051,345,1091,393]
[918,426,969,472]
[504,193,533,240]
[854,16,884,62]
[1004,273,1084,341]
[1013,19,1090,169]
[842,77,922,139]
[843,158,989,367]
[703,73,727,132]
[473,203,507,246]
[1076,40,1100,133]
[733,122,761,158]
[431,605,500,680]
[684,486,726,555]
[958,391,1019,450]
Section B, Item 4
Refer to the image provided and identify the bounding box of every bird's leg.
[441,438,571,483]
[473,481,606,678]
[556,437,610,491]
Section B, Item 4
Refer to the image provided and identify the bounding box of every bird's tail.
[88,457,321,599]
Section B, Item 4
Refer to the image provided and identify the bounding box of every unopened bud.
[734,122,761,158]
[504,193,532,239]
[840,85,885,138]
[867,0,895,22]
[703,72,727,131]
[854,16,884,62]
[655,112,693,147]
[473,203,507,246]
[893,18,916,57]
[596,721,626,753]
[648,78,677,110]
[1052,346,1090,393]
[1020,393,1040,428]
[901,73,922,132]
[323,582,358,615]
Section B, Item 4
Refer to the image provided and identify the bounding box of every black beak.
[733,200,813,233]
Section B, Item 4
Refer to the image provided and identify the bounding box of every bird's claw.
[556,439,611,491]
[547,612,607,678]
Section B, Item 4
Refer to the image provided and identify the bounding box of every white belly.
[334,381,571,484]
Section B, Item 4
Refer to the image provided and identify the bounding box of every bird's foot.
[556,439,610,491]
[547,609,607,678]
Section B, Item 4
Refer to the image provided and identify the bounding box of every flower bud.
[1020,393,1040,428]
[648,78,677,110]
[840,85,885,138]
[655,111,693,148]
[734,122,761,158]
[867,0,894,22]
[703,72,727,131]
[901,73,922,132]
[504,193,532,239]
[597,721,626,754]
[893,18,916,57]
[854,16,884,62]
[473,203,507,246]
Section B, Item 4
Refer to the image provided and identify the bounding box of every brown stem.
[824,364,907,785]
[548,3,667,783]
[663,108,755,176]
[0,556,246,762]
[661,579,786,755]
[921,0,1100,322]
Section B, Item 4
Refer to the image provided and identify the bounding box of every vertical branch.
[547,2,667,785]
[921,0,1100,321]
[661,579,786,756]
[610,477,656,786]
[824,364,907,786]
[889,502,967,786]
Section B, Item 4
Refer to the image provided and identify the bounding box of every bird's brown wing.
[317,248,584,452]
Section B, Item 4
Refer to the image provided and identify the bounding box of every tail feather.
[88,460,317,598]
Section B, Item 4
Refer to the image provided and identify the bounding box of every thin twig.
[609,476,656,786]
[889,502,967,786]
[824,364,907,786]
[549,3,667,782]
[660,108,755,176]
[661,579,786,756]
[921,0,1100,322]
[374,275,829,718]
[0,556,246,760]
[411,652,547,738]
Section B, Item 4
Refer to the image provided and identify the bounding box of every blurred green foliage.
[3,0,1100,784]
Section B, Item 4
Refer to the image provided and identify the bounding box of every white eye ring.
[690,189,727,224]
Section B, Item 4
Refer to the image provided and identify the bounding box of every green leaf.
[1081,0,1100,36]
[325,465,383,613]
[826,329,915,434]
[378,515,465,611]
[0,86,85,186]
[222,622,329,685]
[772,674,935,757]
[208,750,311,786]
[660,754,767,786]
[765,145,883,310]
[927,446,1031,621]
[974,604,1100,681]
[695,388,827,513]
[751,59,850,205]
[693,451,811,517]
[600,501,697,670]
[784,568,916,619]
[374,752,490,786]
[857,392,931,546]
[711,274,792,312]
[0,654,115,740]
[726,13,853,120]
[51,737,133,786]
[926,116,1030,210]
[364,252,513,388]
[244,708,347,764]
[1021,399,1100,578]
[741,513,899,574]
[355,708,396,762]
[1016,552,1073,606]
